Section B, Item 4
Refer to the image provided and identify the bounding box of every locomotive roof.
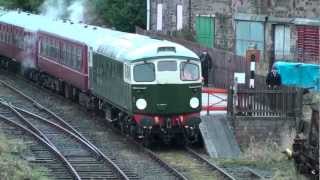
[0,10,199,62]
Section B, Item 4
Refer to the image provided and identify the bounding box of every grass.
[0,134,49,180]
[215,135,308,180]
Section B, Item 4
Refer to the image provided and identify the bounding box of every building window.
[296,26,319,62]
[156,3,163,31]
[236,21,264,56]
[176,5,183,30]
[274,25,291,60]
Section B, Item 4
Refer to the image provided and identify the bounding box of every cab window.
[134,63,155,82]
[180,62,199,81]
[158,61,177,71]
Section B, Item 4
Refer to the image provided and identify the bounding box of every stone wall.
[150,0,320,75]
[232,117,296,146]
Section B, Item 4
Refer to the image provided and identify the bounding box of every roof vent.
[157,47,176,53]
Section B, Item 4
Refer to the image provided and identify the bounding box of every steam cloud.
[40,0,87,22]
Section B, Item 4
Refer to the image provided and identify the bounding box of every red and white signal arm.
[246,49,260,62]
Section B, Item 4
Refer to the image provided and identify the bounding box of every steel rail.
[0,79,100,154]
[4,102,131,180]
[0,115,82,180]
[185,147,237,180]
[107,118,188,180]
[0,79,131,180]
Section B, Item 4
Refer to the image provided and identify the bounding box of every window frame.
[180,61,200,81]
[133,62,156,83]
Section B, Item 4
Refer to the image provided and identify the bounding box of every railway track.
[185,148,265,180]
[0,100,134,180]
[0,71,183,179]
[0,115,74,179]
[0,79,138,179]
[0,70,268,180]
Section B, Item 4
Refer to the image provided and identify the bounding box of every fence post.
[232,78,238,117]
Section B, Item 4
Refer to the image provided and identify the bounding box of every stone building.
[148,0,320,74]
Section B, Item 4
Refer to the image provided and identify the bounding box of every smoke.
[40,0,66,19]
[67,0,85,22]
[40,0,87,22]
[20,30,37,75]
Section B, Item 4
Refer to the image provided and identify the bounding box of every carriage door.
[196,16,215,48]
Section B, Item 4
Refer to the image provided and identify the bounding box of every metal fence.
[227,87,302,120]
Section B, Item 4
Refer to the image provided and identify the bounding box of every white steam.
[40,0,66,19]
[67,0,85,22]
[40,0,86,22]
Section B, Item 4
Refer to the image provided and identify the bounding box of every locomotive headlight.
[189,97,200,109]
[136,98,147,110]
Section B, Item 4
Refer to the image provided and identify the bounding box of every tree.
[90,0,146,32]
[0,0,44,12]
[0,0,146,33]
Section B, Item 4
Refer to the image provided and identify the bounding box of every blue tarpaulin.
[274,61,320,91]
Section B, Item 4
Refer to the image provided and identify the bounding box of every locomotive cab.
[130,58,202,145]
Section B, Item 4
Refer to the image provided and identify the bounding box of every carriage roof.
[0,11,199,62]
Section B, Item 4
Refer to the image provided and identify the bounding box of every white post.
[146,0,150,30]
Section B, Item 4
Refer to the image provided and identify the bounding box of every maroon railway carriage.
[0,22,38,67]
[0,11,90,95]
[37,31,89,92]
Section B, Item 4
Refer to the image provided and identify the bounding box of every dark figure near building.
[199,51,212,86]
[266,66,282,88]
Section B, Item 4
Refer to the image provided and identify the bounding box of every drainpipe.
[146,0,150,30]
[189,0,192,30]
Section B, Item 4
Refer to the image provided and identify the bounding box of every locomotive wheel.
[174,133,186,147]
[143,135,153,148]
[129,123,137,138]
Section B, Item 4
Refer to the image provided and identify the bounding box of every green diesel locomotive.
[89,34,202,146]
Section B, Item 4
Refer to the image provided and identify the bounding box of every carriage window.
[180,62,199,81]
[76,47,82,70]
[134,63,155,82]
[158,61,177,71]
[40,39,44,55]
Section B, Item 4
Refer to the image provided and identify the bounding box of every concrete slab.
[199,114,241,158]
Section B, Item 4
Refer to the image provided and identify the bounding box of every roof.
[0,10,199,62]
[235,13,320,27]
[235,13,267,22]
[293,18,320,26]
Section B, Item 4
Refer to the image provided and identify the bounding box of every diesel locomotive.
[0,10,202,146]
